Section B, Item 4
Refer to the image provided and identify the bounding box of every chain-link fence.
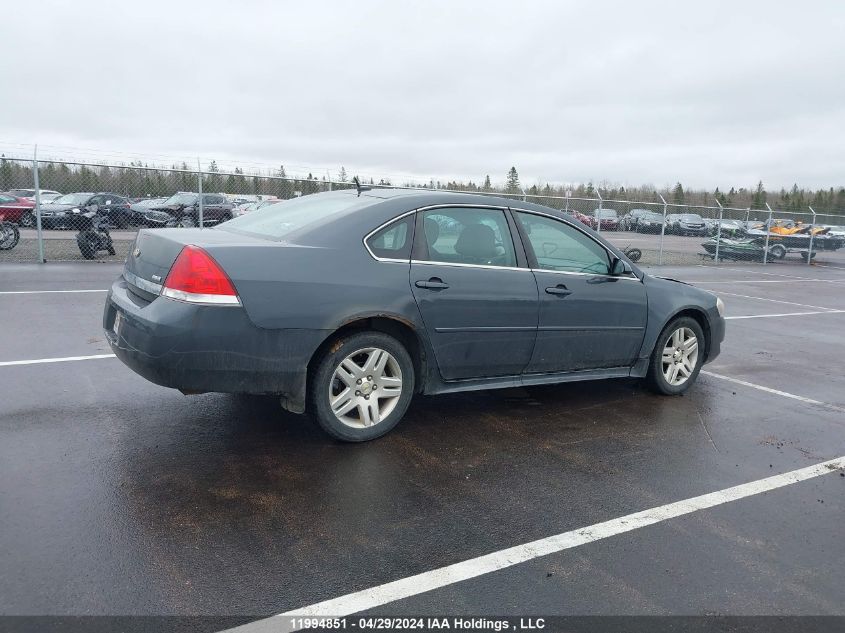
[2,155,844,267]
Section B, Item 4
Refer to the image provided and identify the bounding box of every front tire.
[646,316,705,395]
[308,331,415,442]
[19,212,35,228]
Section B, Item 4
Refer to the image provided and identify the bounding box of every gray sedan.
[104,188,725,441]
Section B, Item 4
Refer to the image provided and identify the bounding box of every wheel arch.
[661,307,712,362]
[305,314,428,405]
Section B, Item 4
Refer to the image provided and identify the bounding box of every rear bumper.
[103,277,327,408]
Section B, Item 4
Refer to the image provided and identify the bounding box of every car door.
[512,209,648,373]
[409,206,539,381]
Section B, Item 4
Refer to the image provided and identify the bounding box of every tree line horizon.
[2,156,844,216]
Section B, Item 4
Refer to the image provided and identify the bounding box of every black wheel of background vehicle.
[626,248,642,262]
[19,212,35,228]
[221,212,232,223]
[177,216,196,228]
[116,216,130,229]
[79,232,99,259]
[646,316,705,396]
[0,222,20,250]
[308,331,415,442]
[770,244,787,260]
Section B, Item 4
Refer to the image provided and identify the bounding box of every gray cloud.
[2,0,843,189]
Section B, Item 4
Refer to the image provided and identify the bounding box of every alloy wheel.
[328,347,403,428]
[661,327,698,386]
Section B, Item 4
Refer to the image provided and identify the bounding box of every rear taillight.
[161,245,240,305]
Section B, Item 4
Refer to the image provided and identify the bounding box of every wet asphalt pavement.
[1,260,844,625]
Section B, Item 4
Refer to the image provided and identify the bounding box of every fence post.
[521,187,527,203]
[564,189,571,213]
[197,158,204,228]
[763,203,774,265]
[714,199,724,263]
[658,194,668,266]
[807,205,817,265]
[32,145,45,263]
[595,189,603,233]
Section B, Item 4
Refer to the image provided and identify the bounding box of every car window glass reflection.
[419,208,516,267]
[515,212,610,274]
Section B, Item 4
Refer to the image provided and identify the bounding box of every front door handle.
[415,277,449,290]
[545,284,572,296]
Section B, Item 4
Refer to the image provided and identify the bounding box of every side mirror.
[611,257,632,276]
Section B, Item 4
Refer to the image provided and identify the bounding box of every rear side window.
[415,207,517,267]
[514,211,611,275]
[366,215,414,260]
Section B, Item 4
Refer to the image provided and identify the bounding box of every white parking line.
[693,279,845,285]
[701,370,845,414]
[0,354,116,367]
[227,456,845,632]
[725,309,845,320]
[715,290,839,312]
[0,289,108,295]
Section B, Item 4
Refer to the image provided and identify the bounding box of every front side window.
[514,211,611,275]
[366,215,413,260]
[416,207,516,267]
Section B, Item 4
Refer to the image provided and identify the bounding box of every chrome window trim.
[123,269,163,295]
[363,203,513,264]
[411,259,527,273]
[509,206,642,282]
[363,209,417,262]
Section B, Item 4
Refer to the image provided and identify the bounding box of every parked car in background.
[620,209,654,231]
[105,188,725,442]
[620,209,666,232]
[145,193,234,227]
[39,192,132,229]
[666,213,707,236]
[587,209,619,231]
[232,198,280,217]
[567,210,592,226]
[0,193,36,225]
[129,197,169,226]
[7,188,63,204]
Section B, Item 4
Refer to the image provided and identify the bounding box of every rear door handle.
[545,284,572,296]
[415,277,449,290]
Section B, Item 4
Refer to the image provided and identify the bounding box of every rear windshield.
[220,193,372,240]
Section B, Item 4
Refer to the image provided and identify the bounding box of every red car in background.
[0,193,36,225]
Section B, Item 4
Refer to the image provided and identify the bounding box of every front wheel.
[78,231,99,259]
[646,317,705,395]
[308,331,415,442]
[176,216,196,228]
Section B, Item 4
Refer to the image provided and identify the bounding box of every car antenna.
[353,176,362,196]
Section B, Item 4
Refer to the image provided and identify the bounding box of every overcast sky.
[3,0,844,190]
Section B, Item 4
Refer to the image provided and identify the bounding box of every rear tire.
[646,316,705,395]
[308,331,415,442]
[79,232,99,259]
[0,223,20,250]
[19,212,35,228]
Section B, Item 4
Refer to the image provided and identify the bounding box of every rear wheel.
[19,212,35,228]
[308,331,415,442]
[646,317,705,395]
[0,222,20,250]
[79,232,99,259]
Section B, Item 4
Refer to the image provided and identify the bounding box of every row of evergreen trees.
[1,156,843,215]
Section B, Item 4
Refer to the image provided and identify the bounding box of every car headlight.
[716,296,725,317]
